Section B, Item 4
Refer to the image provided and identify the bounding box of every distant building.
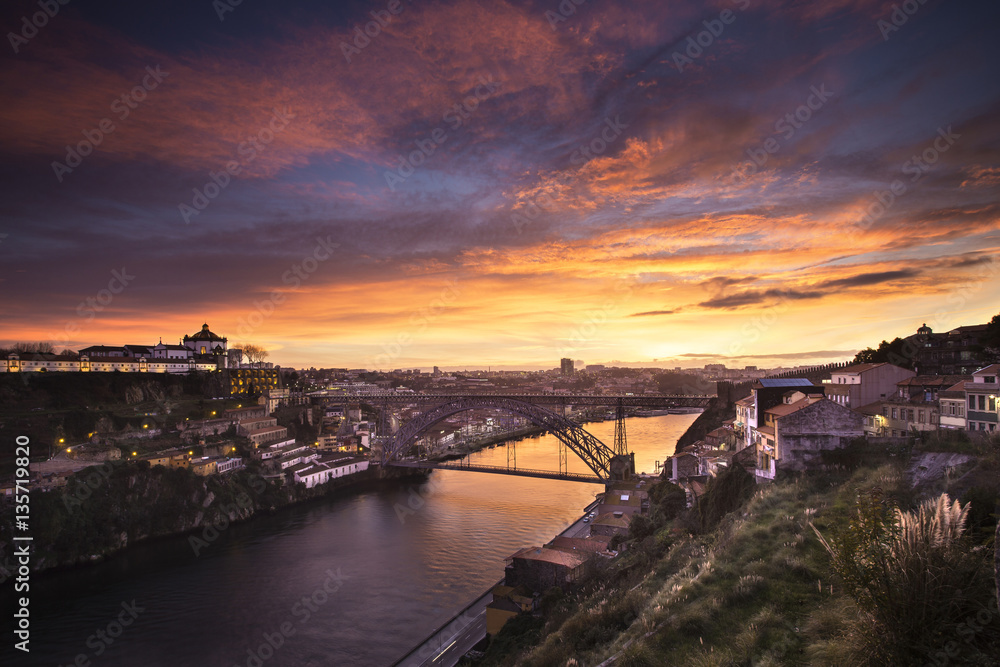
[589,511,632,539]
[189,457,218,476]
[964,364,1000,432]
[905,323,991,375]
[287,455,369,488]
[486,585,534,636]
[504,546,590,591]
[183,323,228,356]
[756,394,864,479]
[78,345,125,358]
[560,358,574,376]
[745,379,822,450]
[825,363,915,410]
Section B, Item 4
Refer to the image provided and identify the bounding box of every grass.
[477,453,1000,666]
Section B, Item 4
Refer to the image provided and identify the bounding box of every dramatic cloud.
[1,0,998,369]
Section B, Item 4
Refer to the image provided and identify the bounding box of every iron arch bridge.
[379,396,629,481]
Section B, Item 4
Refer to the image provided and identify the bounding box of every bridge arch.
[380,396,621,480]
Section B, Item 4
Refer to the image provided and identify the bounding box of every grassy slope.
[480,453,1000,666]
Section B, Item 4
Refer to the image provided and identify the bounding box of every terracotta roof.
[487,598,522,614]
[854,401,884,416]
[248,426,286,436]
[896,375,972,387]
[764,395,824,417]
[509,547,589,568]
[548,536,611,554]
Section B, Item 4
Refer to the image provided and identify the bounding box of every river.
[2,413,697,667]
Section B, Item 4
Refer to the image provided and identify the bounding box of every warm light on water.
[1,414,696,666]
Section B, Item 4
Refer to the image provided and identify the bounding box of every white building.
[288,456,369,488]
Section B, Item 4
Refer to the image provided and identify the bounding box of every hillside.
[474,437,1000,666]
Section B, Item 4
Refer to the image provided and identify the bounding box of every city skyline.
[2,0,999,371]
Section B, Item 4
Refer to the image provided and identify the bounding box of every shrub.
[812,490,998,664]
[698,464,756,530]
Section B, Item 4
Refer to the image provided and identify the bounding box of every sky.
[1,0,998,371]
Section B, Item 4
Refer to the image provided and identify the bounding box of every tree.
[11,341,54,354]
[851,337,915,369]
[241,344,268,368]
[227,348,244,368]
[977,312,1000,363]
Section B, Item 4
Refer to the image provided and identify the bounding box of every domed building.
[183,323,228,356]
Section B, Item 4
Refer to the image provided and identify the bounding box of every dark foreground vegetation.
[470,434,1000,666]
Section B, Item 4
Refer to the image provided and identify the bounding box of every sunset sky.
[1,0,998,371]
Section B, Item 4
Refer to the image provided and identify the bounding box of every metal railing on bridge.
[387,459,606,484]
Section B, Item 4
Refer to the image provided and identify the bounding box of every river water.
[2,414,696,667]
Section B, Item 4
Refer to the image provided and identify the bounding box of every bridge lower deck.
[386,460,606,484]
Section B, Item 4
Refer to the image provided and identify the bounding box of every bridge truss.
[379,395,627,480]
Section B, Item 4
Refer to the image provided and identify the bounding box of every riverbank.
[1,462,429,577]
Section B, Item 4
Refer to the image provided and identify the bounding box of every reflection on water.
[0,414,696,667]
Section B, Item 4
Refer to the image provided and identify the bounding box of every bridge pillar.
[614,398,628,456]
[609,453,635,481]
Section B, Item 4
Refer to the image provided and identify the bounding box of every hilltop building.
[905,323,991,376]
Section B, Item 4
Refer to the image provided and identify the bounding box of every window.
[969,396,976,410]
[979,395,987,411]
[918,410,925,424]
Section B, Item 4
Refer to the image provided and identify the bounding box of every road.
[393,586,493,667]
